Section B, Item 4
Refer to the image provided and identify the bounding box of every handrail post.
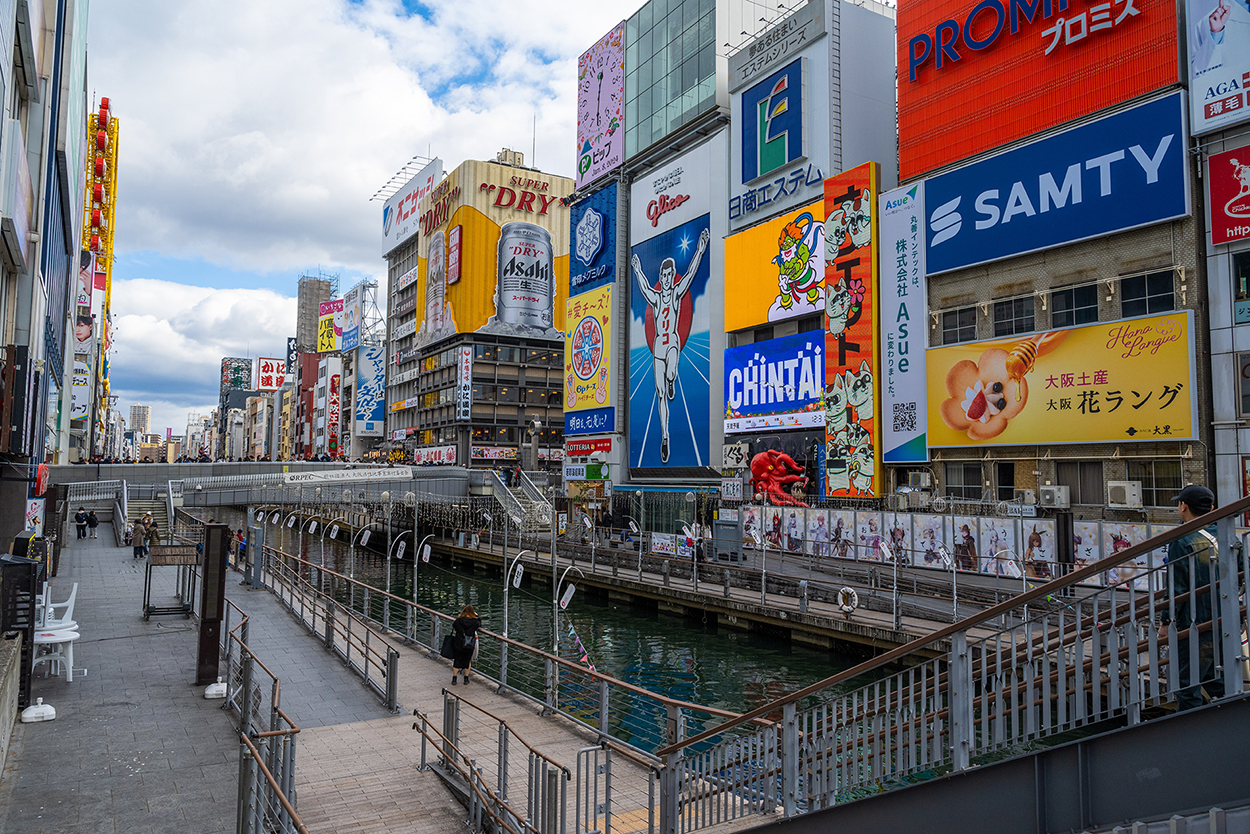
[1216,516,1245,697]
[500,640,509,691]
[781,701,798,817]
[237,734,256,834]
[325,600,335,649]
[949,630,971,771]
[544,657,556,716]
[442,691,460,766]
[599,678,610,735]
[240,648,254,734]
[659,751,680,834]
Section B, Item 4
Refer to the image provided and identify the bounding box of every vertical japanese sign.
[327,373,341,454]
[317,299,343,353]
[824,162,881,497]
[926,311,1198,446]
[342,284,362,351]
[447,225,463,284]
[1208,143,1250,245]
[286,337,298,375]
[455,345,472,421]
[254,357,287,391]
[564,284,613,431]
[354,345,385,437]
[576,22,625,189]
[878,182,928,462]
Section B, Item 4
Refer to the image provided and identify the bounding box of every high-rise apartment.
[129,404,151,436]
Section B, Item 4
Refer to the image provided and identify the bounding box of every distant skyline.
[93,0,637,434]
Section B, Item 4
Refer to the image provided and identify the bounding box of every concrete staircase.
[126,499,169,545]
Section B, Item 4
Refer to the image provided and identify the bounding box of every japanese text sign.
[878,183,929,463]
[564,284,613,417]
[926,311,1198,448]
[254,357,287,391]
[1208,141,1250,245]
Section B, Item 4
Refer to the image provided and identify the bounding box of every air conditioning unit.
[1015,489,1037,505]
[1038,485,1070,508]
[1107,480,1143,509]
[908,472,932,489]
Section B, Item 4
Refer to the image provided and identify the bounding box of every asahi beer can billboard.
[494,222,554,330]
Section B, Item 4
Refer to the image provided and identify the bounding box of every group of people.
[72,508,99,539]
[129,514,161,559]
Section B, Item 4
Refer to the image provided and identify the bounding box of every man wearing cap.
[1158,484,1224,711]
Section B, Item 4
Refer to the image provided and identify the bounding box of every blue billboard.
[925,92,1190,275]
[723,331,825,434]
[570,181,617,297]
[354,345,385,437]
[628,213,711,468]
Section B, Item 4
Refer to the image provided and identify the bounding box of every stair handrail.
[486,469,531,527]
[517,470,551,515]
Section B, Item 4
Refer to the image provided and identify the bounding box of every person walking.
[145,520,161,554]
[450,604,481,685]
[74,508,87,539]
[132,518,146,559]
[86,510,99,539]
[1158,484,1225,711]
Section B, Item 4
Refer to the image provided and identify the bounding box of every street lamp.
[582,512,595,570]
[503,549,532,639]
[621,515,642,580]
[751,517,766,604]
[554,564,584,662]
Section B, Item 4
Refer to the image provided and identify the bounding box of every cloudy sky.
[95,0,639,435]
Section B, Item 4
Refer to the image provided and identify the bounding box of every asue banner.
[925,93,1190,275]
[570,182,617,297]
[724,331,826,434]
[879,182,928,463]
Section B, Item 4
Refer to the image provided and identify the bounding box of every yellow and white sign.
[724,199,823,332]
[564,284,612,412]
[926,311,1197,448]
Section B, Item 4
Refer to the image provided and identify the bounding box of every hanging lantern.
[99,97,110,126]
[89,234,101,251]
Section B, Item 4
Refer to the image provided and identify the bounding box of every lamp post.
[503,549,532,639]
[554,564,585,661]
[754,494,768,603]
[622,515,642,580]
[582,512,595,571]
[880,539,901,631]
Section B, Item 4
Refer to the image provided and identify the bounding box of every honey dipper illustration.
[940,331,1068,440]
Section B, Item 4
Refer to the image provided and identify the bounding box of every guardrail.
[651,497,1250,833]
[65,479,123,504]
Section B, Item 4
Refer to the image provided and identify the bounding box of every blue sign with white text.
[742,59,805,184]
[566,406,615,437]
[723,331,824,431]
[570,181,617,297]
[925,93,1190,275]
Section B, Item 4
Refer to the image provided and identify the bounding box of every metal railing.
[65,479,123,504]
[518,470,553,518]
[651,497,1250,833]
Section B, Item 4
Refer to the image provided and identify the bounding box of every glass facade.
[625,0,717,158]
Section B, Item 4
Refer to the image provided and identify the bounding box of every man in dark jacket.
[74,508,87,539]
[1158,484,1225,711]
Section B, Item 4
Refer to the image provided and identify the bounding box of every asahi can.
[495,222,554,329]
[426,230,446,330]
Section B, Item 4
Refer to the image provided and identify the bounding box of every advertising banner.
[448,225,462,284]
[76,250,93,308]
[286,337,298,375]
[342,283,362,351]
[724,199,824,331]
[70,359,90,421]
[472,446,518,460]
[327,373,341,454]
[825,162,881,497]
[570,181,617,297]
[878,182,928,462]
[898,0,1179,180]
[354,345,385,437]
[382,157,443,255]
[1209,142,1250,245]
[220,357,252,391]
[926,311,1198,447]
[925,93,1190,275]
[396,264,419,292]
[413,445,456,465]
[455,345,472,421]
[576,22,625,189]
[729,50,828,231]
[724,331,826,434]
[629,143,715,469]
[317,299,344,353]
[1188,0,1250,135]
[566,437,611,455]
[254,357,287,391]
[565,284,613,419]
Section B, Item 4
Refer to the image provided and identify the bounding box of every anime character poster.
[824,162,881,497]
[806,508,830,558]
[914,514,949,568]
[829,509,855,560]
[1022,519,1057,580]
[857,511,884,562]
[628,214,712,468]
[1103,522,1152,589]
[1147,524,1176,591]
[951,516,980,572]
[783,508,806,553]
[979,518,1020,577]
[764,505,786,549]
[742,505,761,548]
[882,512,911,565]
[1073,521,1104,584]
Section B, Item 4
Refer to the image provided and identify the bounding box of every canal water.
[220,508,865,722]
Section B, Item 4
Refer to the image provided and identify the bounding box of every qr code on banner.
[893,402,917,433]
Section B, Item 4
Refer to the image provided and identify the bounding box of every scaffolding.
[296,270,338,351]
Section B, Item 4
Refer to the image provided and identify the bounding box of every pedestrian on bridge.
[451,604,481,685]
[87,511,99,538]
[74,508,87,539]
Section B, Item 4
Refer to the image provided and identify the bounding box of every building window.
[1055,460,1103,505]
[995,461,1015,501]
[1234,252,1250,325]
[1126,460,1183,508]
[1238,353,1250,418]
[944,462,982,499]
[993,296,1035,337]
[1120,270,1175,318]
[942,307,977,344]
[1051,285,1098,328]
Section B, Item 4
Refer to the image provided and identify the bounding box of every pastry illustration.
[940,332,1067,440]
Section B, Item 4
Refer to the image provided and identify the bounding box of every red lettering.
[645,193,690,227]
[537,194,557,215]
[517,190,537,212]
[494,186,517,209]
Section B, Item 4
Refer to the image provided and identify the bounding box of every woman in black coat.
[451,604,481,685]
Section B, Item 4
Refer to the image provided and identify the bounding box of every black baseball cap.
[1173,484,1214,512]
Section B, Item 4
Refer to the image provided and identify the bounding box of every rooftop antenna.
[532,110,537,169]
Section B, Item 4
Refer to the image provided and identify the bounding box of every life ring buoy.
[837,587,859,615]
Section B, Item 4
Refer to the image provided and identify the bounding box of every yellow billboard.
[926,311,1197,448]
[564,284,612,412]
[724,199,823,332]
[413,159,574,344]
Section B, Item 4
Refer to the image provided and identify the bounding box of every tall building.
[296,273,335,351]
[129,403,151,436]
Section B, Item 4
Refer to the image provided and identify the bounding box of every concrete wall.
[43,461,392,488]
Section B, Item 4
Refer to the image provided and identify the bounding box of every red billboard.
[1209,143,1250,246]
[898,0,1178,181]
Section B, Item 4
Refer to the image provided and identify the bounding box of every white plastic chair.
[41,583,78,631]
